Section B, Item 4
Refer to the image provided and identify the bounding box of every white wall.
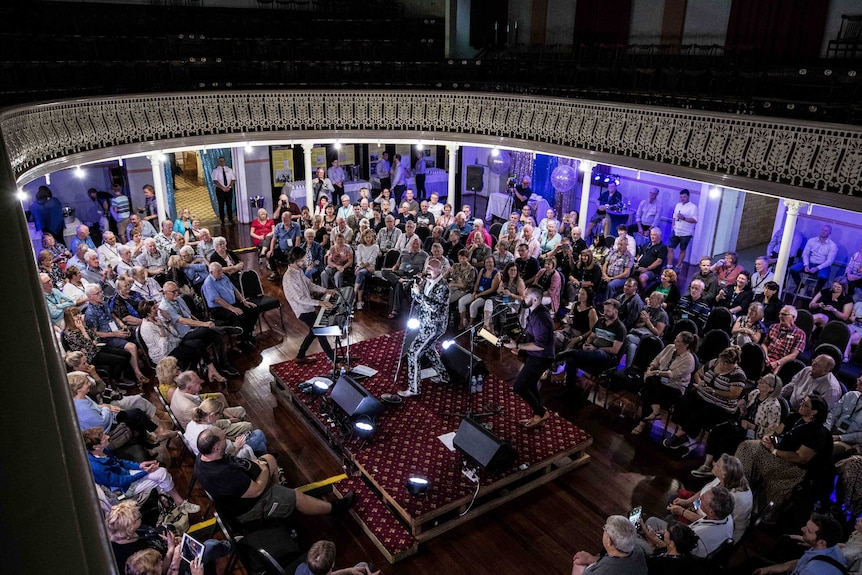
[682,0,731,46]
[629,0,664,44]
[243,145,276,213]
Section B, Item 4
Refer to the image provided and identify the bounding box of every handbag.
[107,422,133,450]
[157,494,190,536]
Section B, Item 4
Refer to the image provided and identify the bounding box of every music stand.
[312,287,355,383]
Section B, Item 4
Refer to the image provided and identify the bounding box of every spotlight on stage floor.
[405,475,429,496]
[311,379,331,398]
[406,317,421,330]
[353,416,376,441]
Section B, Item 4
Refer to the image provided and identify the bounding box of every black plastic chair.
[813,342,843,372]
[740,343,766,383]
[669,318,700,342]
[698,329,731,364]
[819,320,851,353]
[608,335,665,417]
[239,270,284,334]
[795,309,815,342]
[776,359,806,386]
[703,306,733,336]
[488,222,502,240]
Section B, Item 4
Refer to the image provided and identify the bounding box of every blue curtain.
[163,161,176,221]
[531,153,558,204]
[200,148,232,216]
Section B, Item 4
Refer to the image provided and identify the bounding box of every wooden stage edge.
[270,368,593,564]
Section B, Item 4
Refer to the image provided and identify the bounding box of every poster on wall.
[421,146,436,169]
[368,143,386,177]
[271,146,295,188]
[395,144,412,166]
[335,146,356,166]
[311,146,328,170]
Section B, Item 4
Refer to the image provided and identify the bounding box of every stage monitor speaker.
[329,374,383,421]
[466,165,484,192]
[453,417,517,475]
[441,343,488,385]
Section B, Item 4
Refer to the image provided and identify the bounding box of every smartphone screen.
[180,533,204,564]
[628,506,642,525]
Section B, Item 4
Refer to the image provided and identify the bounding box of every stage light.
[16,189,28,202]
[579,162,590,173]
[75,166,84,178]
[245,142,253,152]
[45,174,50,185]
[353,416,376,440]
[118,158,123,167]
[334,141,342,150]
[405,475,429,496]
[491,147,500,157]
[603,176,610,183]
[593,174,601,181]
[442,339,454,350]
[416,142,424,150]
[311,379,331,397]
[709,187,722,199]
[406,317,420,330]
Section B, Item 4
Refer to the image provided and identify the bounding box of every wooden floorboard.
[147,222,781,575]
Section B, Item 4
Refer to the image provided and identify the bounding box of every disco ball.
[488,150,510,175]
[551,164,577,192]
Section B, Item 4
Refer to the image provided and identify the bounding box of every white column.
[577,160,594,232]
[233,147,250,224]
[774,200,801,292]
[301,141,314,209]
[447,144,459,204]
[149,155,168,223]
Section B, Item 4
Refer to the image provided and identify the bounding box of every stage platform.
[270,331,592,563]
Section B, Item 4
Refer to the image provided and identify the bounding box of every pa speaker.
[329,374,383,421]
[441,343,488,385]
[466,165,484,192]
[453,418,517,475]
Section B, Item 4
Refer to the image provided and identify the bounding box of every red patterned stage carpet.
[271,331,592,563]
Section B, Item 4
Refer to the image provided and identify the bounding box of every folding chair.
[239,269,284,335]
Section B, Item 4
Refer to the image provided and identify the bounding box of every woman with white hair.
[571,515,647,575]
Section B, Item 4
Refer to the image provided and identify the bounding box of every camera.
[506,175,517,189]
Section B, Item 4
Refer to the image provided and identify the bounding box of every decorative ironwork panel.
[2,90,860,202]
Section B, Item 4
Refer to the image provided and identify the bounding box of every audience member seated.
[381,237,428,319]
[692,256,720,305]
[295,539,380,575]
[268,212,302,280]
[110,276,144,330]
[711,252,744,292]
[173,207,194,241]
[561,298,627,388]
[434,202,454,230]
[570,514,647,575]
[83,427,199,513]
[178,246,209,287]
[520,225,541,259]
[492,238,515,271]
[376,214,403,254]
[82,285,149,384]
[846,240,862,295]
[106,502,229,575]
[736,395,832,517]
[633,227,667,290]
[762,305,807,374]
[201,262,259,350]
[67,242,91,273]
[790,224,838,292]
[692,373,784,478]
[809,277,852,329]
[731,301,767,347]
[642,485,735,558]
[193,427,355,525]
[185,397,266,459]
[115,245,137,277]
[602,237,634,300]
[467,218,493,248]
[446,249,478,306]
[41,272,76,328]
[68,368,158,439]
[750,513,846,575]
[780,354,841,409]
[754,282,783,326]
[559,210,578,238]
[826,375,862,462]
[618,278,646,332]
[663,346,746,451]
[585,182,623,240]
[330,216,354,246]
[299,228,325,280]
[714,271,753,317]
[353,229,380,311]
[130,266,163,303]
[41,231,72,268]
[82,249,117,296]
[538,208,559,234]
[209,236,244,289]
[530,257,562,314]
[426,242,451,277]
[135,239,168,284]
[645,269,681,315]
[587,234,609,267]
[569,249,602,294]
[38,248,65,289]
[556,287,599,352]
[97,231,122,270]
[465,228,491,269]
[320,232,354,289]
[169,370,249,436]
[644,522,698,575]
[125,213,158,243]
[540,222,563,256]
[165,255,197,294]
[153,220,176,254]
[423,225,445,253]
[458,255,500,329]
[484,262,525,334]
[126,229,147,261]
[631,331,698,436]
[750,256,775,296]
[672,279,713,334]
[623,291,669,367]
[518,204,536,229]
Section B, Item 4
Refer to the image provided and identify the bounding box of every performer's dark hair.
[287,246,306,264]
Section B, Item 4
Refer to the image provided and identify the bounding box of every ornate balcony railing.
[2,90,860,208]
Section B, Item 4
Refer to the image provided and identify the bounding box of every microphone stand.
[392,276,422,386]
[442,305,511,420]
[333,284,360,369]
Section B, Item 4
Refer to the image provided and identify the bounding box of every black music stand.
[312,287,356,383]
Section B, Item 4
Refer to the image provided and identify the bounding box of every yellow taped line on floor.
[188,517,216,533]
[296,473,348,493]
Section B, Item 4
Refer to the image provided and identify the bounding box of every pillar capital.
[783,199,801,215]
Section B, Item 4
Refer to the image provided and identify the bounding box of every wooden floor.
[149,222,777,575]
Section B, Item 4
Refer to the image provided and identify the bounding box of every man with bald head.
[202,262,259,350]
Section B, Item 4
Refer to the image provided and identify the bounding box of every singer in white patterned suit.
[398,258,450,398]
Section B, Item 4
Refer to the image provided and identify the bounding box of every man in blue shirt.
[753,514,845,575]
[70,224,96,255]
[267,211,302,280]
[202,262,259,350]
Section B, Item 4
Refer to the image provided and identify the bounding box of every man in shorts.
[666,189,697,271]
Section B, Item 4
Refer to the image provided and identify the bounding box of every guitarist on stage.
[398,258,450,398]
[504,286,555,428]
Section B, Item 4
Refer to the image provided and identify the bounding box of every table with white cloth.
[288,179,371,208]
[486,192,550,224]
[369,168,449,200]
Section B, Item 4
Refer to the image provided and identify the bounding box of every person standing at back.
[211,156,236,226]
